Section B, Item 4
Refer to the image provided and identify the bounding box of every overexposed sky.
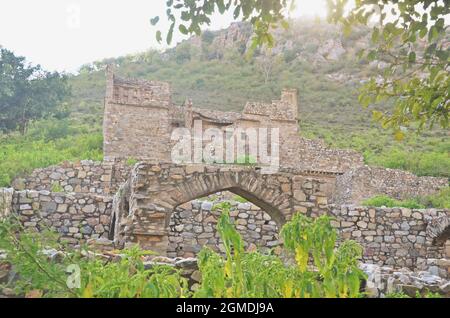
[0,0,327,73]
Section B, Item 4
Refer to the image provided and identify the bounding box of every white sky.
[0,0,327,73]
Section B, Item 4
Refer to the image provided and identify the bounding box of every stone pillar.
[281,88,298,120]
[0,188,14,220]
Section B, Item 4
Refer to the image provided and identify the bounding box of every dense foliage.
[0,206,367,298]
[0,119,102,187]
[156,0,449,135]
[329,0,449,136]
[0,49,70,134]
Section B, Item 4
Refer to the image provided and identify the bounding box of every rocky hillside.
[1,19,447,189]
[70,19,385,123]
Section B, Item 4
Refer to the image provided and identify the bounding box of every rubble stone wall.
[13,160,132,196]
[167,197,279,258]
[333,165,448,204]
[330,205,450,277]
[12,190,113,244]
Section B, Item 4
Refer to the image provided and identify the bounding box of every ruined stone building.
[1,68,449,286]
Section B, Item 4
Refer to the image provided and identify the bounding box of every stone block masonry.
[102,67,365,174]
[117,162,332,253]
[12,190,113,244]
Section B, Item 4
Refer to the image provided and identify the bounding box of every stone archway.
[116,162,330,254]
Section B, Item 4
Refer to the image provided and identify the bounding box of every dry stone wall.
[168,196,279,258]
[13,160,132,196]
[330,205,450,278]
[12,190,113,244]
[334,165,448,204]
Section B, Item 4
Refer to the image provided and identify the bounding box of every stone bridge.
[111,162,336,253]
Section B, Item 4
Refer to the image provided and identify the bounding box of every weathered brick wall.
[12,160,132,195]
[168,196,280,258]
[12,190,113,244]
[333,165,449,204]
[330,206,449,277]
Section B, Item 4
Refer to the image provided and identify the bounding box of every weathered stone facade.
[103,66,364,173]
[112,162,332,253]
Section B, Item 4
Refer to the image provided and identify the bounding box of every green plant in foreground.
[1,205,366,298]
[0,218,188,298]
[196,204,366,298]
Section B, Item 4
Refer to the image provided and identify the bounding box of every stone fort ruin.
[1,67,449,292]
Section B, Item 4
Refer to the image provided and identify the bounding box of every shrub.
[195,203,366,298]
[0,219,188,298]
[420,188,450,209]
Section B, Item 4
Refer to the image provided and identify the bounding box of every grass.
[0,119,103,187]
[362,188,450,209]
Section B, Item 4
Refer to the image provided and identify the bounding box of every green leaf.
[372,111,384,121]
[394,130,405,141]
[179,24,188,35]
[156,31,162,43]
[167,23,174,44]
[150,16,160,26]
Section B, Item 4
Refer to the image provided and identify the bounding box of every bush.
[195,203,366,298]
[362,195,425,209]
[421,188,450,209]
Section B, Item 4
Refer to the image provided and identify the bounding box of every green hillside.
[0,20,448,187]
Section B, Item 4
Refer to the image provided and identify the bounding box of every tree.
[0,49,70,134]
[255,49,283,84]
[328,0,449,138]
[153,0,449,136]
